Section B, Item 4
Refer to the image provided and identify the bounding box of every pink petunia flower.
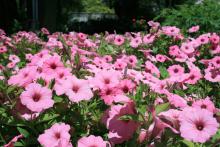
[167,64,185,77]
[188,25,200,33]
[63,76,93,102]
[179,107,219,143]
[102,102,138,144]
[20,83,54,112]
[38,123,72,147]
[192,97,216,113]
[77,135,109,147]
[114,35,125,46]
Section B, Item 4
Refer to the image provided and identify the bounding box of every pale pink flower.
[8,67,37,87]
[38,123,72,147]
[20,83,54,112]
[63,76,93,102]
[197,34,209,45]
[9,55,20,63]
[102,102,138,144]
[179,107,219,143]
[7,62,16,69]
[167,64,185,77]
[143,34,155,44]
[0,46,7,53]
[188,25,200,33]
[204,65,220,82]
[114,35,125,46]
[162,26,180,37]
[155,54,168,63]
[180,42,195,54]
[92,70,121,89]
[77,135,108,147]
[77,32,87,41]
[130,37,142,48]
[41,27,50,35]
[42,56,64,75]
[210,33,220,44]
[118,79,135,94]
[127,55,137,67]
[192,97,216,113]
[166,93,187,108]
[4,135,23,147]
[144,61,160,78]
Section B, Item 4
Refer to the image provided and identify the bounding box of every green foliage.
[155,0,220,32]
[82,0,114,13]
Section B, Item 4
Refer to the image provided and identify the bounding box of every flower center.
[196,123,204,131]
[50,63,57,69]
[174,68,179,73]
[72,85,79,93]
[32,93,41,102]
[55,132,61,139]
[104,78,110,84]
[201,104,207,109]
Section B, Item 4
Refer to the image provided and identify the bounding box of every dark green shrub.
[155,0,220,33]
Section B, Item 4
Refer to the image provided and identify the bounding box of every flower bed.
[0,21,220,146]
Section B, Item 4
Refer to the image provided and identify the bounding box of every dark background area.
[0,0,195,34]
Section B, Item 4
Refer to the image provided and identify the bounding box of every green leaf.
[181,140,195,147]
[119,114,139,122]
[14,142,24,147]
[54,95,63,103]
[17,127,30,138]
[155,103,170,114]
[159,66,169,79]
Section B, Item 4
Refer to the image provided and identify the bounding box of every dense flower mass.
[1,22,220,146]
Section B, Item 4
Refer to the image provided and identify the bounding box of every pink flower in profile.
[166,93,187,108]
[192,97,216,113]
[179,107,219,143]
[63,76,93,102]
[8,67,37,87]
[148,20,160,29]
[188,25,200,33]
[102,102,139,144]
[20,83,54,112]
[38,123,72,147]
[41,27,50,35]
[4,134,23,147]
[114,35,125,46]
[167,64,185,77]
[77,135,108,147]
[144,61,160,78]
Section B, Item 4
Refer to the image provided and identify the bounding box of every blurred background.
[0,0,220,34]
